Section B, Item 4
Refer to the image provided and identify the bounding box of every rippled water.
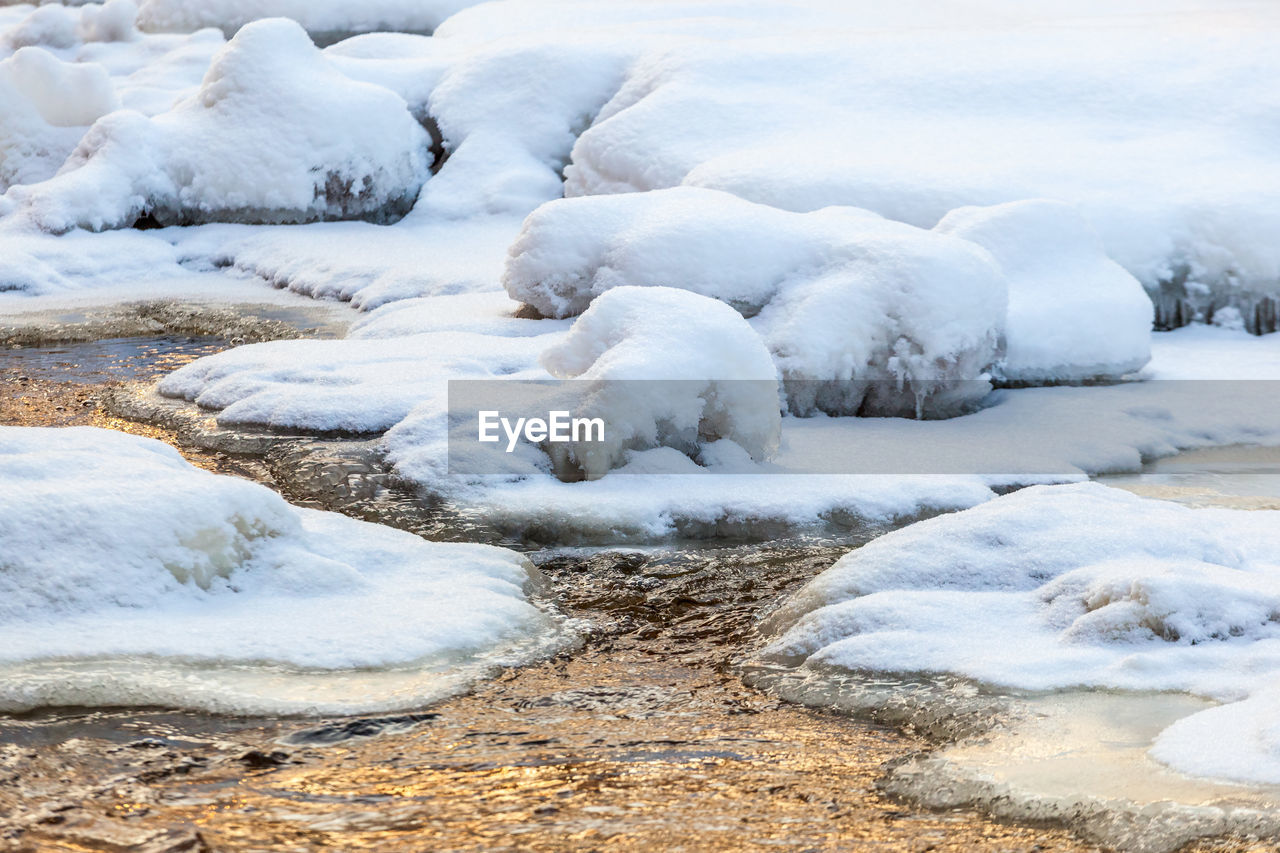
[3,335,224,385]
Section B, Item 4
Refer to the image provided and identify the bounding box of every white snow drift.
[6,17,430,231]
[0,426,562,715]
[761,482,1280,786]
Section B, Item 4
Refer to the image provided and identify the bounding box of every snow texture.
[935,199,1153,383]
[0,426,560,715]
[6,17,430,231]
[136,0,482,41]
[539,285,780,480]
[761,482,1280,786]
[505,187,1008,418]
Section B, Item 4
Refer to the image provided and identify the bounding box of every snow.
[2,46,120,127]
[504,187,1008,418]
[5,18,430,231]
[539,285,780,479]
[554,2,1280,326]
[935,199,1153,383]
[759,481,1280,786]
[0,426,564,715]
[136,0,482,41]
[157,329,557,433]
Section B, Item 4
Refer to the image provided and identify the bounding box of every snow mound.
[0,49,110,190]
[6,18,430,231]
[505,187,1006,418]
[1,0,137,50]
[137,0,480,42]
[554,3,1280,331]
[540,285,780,480]
[0,426,562,715]
[936,200,1153,383]
[761,482,1280,786]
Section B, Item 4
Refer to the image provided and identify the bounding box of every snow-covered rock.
[540,285,780,480]
[6,18,430,231]
[157,329,556,433]
[0,50,107,190]
[760,481,1280,786]
[137,0,480,42]
[936,200,1153,383]
[505,188,1007,418]
[548,2,1280,329]
[1,0,137,50]
[0,426,563,715]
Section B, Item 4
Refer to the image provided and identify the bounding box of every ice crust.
[761,482,1280,786]
[0,426,561,715]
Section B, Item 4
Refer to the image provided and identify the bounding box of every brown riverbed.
[0,331,1265,852]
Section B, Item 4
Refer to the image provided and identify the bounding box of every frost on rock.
[505,188,1006,418]
[539,285,780,480]
[0,426,560,715]
[137,0,482,43]
[5,17,430,231]
[935,199,1153,383]
[759,481,1280,786]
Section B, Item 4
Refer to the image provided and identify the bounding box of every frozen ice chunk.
[6,18,430,231]
[504,188,1006,418]
[0,426,561,715]
[936,200,1152,383]
[540,285,780,479]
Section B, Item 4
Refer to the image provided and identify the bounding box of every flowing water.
[1,311,1277,851]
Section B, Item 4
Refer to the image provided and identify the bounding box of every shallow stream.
[2,312,1278,852]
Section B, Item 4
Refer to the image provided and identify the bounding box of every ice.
[504,187,1007,418]
[4,18,431,231]
[935,199,1153,383]
[539,285,780,479]
[760,481,1280,786]
[0,426,563,715]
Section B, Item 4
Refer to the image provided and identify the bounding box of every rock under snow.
[760,481,1280,786]
[0,426,562,715]
[539,285,780,480]
[505,187,1007,418]
[137,0,481,43]
[935,199,1153,383]
[5,17,430,231]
